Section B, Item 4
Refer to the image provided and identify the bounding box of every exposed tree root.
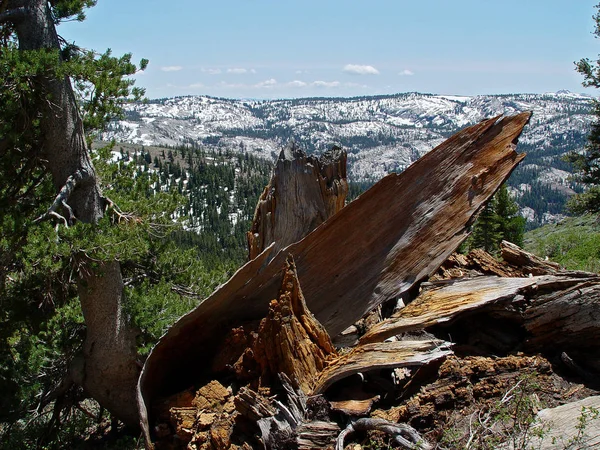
[335,418,432,450]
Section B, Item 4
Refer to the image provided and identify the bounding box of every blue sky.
[60,0,600,100]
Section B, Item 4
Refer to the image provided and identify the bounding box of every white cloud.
[161,66,183,72]
[201,68,222,75]
[189,83,205,88]
[343,64,380,75]
[217,81,245,89]
[256,78,277,87]
[312,80,341,88]
[399,69,414,76]
[227,68,248,74]
[287,80,308,87]
[344,82,367,88]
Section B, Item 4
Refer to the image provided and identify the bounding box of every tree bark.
[8,0,139,427]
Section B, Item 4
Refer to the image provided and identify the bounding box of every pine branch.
[103,195,141,224]
[171,284,204,298]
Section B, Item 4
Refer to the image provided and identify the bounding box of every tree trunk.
[8,0,139,427]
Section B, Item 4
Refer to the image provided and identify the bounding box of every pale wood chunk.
[313,340,453,395]
[527,396,600,449]
[330,397,380,416]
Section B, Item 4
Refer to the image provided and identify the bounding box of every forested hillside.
[103,92,593,227]
[109,143,272,262]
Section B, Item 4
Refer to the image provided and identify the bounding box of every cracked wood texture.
[360,274,600,344]
[524,280,600,368]
[312,340,453,395]
[138,113,531,446]
[247,143,348,261]
[253,257,336,394]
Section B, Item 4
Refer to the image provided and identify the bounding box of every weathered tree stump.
[247,143,348,261]
[252,256,336,393]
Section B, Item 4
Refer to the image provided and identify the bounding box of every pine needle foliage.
[565,2,600,214]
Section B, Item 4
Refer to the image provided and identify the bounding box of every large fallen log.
[360,271,600,380]
[138,113,531,445]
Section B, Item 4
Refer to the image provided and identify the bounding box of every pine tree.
[0,0,147,432]
[495,184,526,247]
[468,184,525,254]
[565,2,600,214]
[470,199,502,253]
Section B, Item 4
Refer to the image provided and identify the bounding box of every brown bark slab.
[138,113,531,445]
[500,240,562,275]
[432,242,565,281]
[247,143,348,261]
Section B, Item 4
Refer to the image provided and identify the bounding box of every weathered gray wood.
[524,281,600,367]
[335,418,432,450]
[247,143,348,261]
[312,340,453,395]
[138,113,531,445]
[297,421,341,449]
[526,396,600,449]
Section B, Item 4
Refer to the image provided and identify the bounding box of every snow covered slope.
[103,91,592,181]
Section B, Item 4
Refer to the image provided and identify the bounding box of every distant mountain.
[102,91,594,226]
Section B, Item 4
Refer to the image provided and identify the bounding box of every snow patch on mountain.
[102,91,594,224]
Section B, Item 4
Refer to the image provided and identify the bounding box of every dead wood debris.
[150,244,600,449]
[139,115,600,449]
